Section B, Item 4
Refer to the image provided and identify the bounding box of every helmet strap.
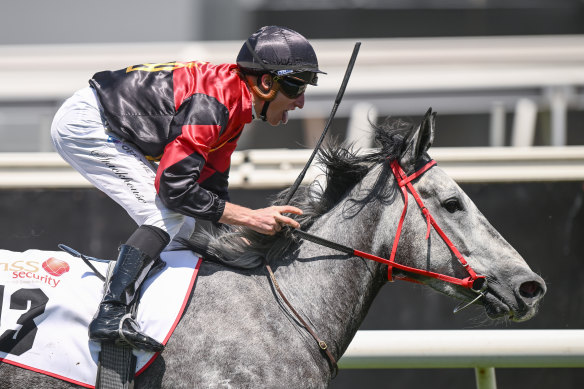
[251,74,277,121]
[259,100,271,122]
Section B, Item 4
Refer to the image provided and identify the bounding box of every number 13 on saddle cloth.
[0,249,200,387]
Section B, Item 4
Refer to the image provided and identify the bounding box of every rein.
[262,259,338,376]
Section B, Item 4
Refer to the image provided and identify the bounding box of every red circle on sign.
[42,257,70,277]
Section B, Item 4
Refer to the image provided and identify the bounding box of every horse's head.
[381,108,546,322]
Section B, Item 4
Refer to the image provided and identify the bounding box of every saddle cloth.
[0,249,201,388]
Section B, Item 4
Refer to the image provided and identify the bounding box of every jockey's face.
[264,89,305,126]
[248,73,306,126]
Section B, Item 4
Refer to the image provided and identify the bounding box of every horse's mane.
[187,117,414,268]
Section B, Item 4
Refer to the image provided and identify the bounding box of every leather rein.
[263,158,487,377]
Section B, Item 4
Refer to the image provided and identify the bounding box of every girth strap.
[96,343,136,389]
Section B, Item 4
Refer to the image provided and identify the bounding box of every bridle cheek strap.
[388,160,483,288]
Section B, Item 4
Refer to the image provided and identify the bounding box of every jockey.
[50,26,325,352]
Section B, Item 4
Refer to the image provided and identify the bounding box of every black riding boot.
[89,244,164,352]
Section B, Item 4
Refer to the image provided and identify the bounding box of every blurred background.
[1,0,584,388]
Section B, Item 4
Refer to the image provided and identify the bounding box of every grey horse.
[0,109,546,388]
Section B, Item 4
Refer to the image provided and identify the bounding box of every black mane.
[187,117,414,268]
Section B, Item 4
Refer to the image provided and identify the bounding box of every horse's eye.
[443,198,463,213]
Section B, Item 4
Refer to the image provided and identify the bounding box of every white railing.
[340,330,584,389]
[1,146,584,188]
[1,35,583,146]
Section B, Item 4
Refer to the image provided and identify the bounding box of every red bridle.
[283,158,488,371]
[293,159,487,296]
[384,159,486,293]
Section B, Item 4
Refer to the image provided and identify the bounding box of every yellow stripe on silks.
[146,154,163,162]
[126,62,206,73]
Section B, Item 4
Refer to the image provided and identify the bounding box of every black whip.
[283,42,361,205]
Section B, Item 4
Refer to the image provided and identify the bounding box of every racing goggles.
[275,71,318,99]
[277,77,308,99]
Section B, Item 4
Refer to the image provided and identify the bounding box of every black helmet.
[237,26,325,86]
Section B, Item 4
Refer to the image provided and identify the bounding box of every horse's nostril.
[519,281,544,299]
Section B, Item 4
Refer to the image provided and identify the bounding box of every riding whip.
[283,41,361,205]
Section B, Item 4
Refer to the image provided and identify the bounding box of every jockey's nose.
[294,93,305,109]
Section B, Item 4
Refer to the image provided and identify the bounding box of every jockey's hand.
[247,205,303,235]
[219,203,303,235]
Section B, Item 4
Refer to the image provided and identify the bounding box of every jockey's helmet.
[236,26,325,87]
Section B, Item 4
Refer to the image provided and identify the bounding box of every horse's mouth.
[481,288,538,322]
[481,289,511,319]
[435,278,539,322]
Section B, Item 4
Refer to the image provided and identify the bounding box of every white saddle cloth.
[0,249,201,388]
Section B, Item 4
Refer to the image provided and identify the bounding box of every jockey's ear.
[399,107,435,172]
[250,73,278,101]
[259,73,274,91]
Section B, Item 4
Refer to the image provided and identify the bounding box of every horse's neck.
[276,171,393,356]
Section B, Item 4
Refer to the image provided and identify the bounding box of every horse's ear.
[399,108,436,170]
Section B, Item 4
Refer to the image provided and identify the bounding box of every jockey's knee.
[125,225,170,259]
